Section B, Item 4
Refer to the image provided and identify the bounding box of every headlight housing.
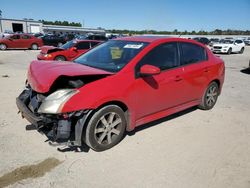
[38,89,79,114]
[44,54,52,58]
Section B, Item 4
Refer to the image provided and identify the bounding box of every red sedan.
[0,34,43,50]
[16,36,225,151]
[37,40,102,61]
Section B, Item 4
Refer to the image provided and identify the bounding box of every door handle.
[204,67,210,73]
[174,76,183,82]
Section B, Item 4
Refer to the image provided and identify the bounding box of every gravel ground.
[0,47,249,188]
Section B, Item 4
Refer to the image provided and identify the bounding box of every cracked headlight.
[38,89,79,114]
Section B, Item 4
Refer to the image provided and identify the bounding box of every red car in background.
[0,34,43,50]
[37,40,102,61]
[16,36,225,151]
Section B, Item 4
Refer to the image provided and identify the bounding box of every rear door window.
[76,42,90,50]
[22,35,31,39]
[180,42,207,65]
[235,40,242,44]
[90,41,100,48]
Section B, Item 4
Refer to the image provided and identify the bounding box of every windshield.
[74,40,149,72]
[220,39,233,44]
[61,40,75,49]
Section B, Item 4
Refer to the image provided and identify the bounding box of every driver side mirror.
[139,64,161,77]
[70,47,77,51]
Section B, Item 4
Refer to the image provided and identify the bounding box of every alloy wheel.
[94,112,122,145]
[206,85,218,107]
[0,44,7,50]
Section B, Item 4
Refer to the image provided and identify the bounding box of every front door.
[69,41,91,60]
[133,42,189,120]
[8,35,22,48]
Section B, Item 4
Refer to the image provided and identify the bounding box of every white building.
[0,18,105,35]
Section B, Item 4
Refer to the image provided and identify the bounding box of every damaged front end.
[16,85,92,149]
[16,60,114,150]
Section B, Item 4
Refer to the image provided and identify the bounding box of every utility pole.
[0,10,2,33]
[82,19,84,28]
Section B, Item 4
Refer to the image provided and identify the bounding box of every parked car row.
[0,33,43,50]
[191,37,247,55]
[37,39,101,61]
[0,33,107,50]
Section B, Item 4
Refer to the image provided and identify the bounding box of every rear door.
[20,34,32,48]
[179,42,210,101]
[234,40,244,52]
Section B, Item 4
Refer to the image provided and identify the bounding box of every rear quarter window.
[180,42,207,65]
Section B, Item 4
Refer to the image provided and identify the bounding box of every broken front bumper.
[16,96,43,127]
[16,88,92,148]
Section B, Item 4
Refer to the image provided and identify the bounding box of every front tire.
[54,55,66,61]
[227,48,232,55]
[0,43,7,50]
[84,105,126,151]
[199,82,219,110]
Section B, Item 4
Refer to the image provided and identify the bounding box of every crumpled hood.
[28,60,113,93]
[40,46,63,54]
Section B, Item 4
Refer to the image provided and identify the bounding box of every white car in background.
[212,39,245,54]
[244,37,250,45]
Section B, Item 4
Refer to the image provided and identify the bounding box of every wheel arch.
[77,101,130,148]
[54,55,66,61]
[97,100,130,130]
[209,79,221,94]
[0,43,8,49]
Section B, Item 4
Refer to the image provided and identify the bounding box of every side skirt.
[135,100,200,127]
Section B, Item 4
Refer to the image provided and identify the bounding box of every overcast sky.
[1,0,250,31]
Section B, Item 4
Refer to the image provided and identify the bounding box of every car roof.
[114,36,172,43]
[74,39,102,43]
[114,36,202,45]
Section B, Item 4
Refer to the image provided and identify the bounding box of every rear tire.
[227,48,232,55]
[199,82,219,110]
[54,55,66,61]
[31,43,38,50]
[84,105,126,152]
[0,43,7,50]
